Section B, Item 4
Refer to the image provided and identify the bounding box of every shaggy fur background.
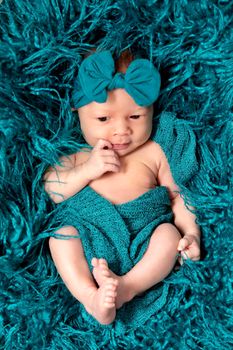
[0,0,232,349]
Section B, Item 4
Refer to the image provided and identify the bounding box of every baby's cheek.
[139,124,153,141]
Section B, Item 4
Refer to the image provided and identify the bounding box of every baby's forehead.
[86,102,151,115]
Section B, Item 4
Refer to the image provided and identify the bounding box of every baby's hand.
[84,139,121,181]
[177,234,201,265]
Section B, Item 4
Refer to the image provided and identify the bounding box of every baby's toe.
[99,258,108,268]
[91,257,98,267]
[105,296,115,303]
[106,289,117,298]
[101,268,111,277]
[107,278,118,291]
[104,301,115,308]
[104,287,117,308]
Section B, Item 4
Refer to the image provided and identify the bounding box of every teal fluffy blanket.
[1,1,232,349]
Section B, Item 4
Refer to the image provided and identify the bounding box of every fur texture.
[0,0,232,349]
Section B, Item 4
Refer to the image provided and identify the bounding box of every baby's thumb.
[177,237,189,251]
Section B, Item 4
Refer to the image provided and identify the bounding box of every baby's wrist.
[75,162,94,183]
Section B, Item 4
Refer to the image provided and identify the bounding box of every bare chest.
[90,164,156,204]
[88,144,159,205]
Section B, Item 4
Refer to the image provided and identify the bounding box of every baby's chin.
[115,149,131,157]
[113,143,140,157]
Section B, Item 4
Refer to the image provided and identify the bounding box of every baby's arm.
[43,139,120,203]
[43,153,90,203]
[157,145,201,261]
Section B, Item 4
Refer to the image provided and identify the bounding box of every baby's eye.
[130,115,141,119]
[97,116,109,122]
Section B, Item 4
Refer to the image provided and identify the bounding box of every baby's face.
[77,89,154,157]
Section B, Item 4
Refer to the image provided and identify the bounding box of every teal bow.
[72,51,161,108]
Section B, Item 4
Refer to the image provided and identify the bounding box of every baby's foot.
[92,258,135,309]
[86,278,118,325]
[92,258,112,286]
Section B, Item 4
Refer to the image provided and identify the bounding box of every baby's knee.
[49,226,79,253]
[49,226,80,251]
[53,225,79,237]
[153,223,181,248]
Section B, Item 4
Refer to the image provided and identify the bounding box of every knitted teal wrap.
[56,186,172,273]
[54,186,173,331]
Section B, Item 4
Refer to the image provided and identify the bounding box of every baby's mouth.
[112,143,130,150]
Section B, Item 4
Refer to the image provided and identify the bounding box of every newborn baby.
[44,50,201,325]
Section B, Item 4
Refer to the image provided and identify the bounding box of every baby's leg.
[92,223,181,308]
[49,226,118,325]
[122,223,181,300]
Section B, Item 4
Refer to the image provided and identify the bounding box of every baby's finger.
[191,255,201,261]
[100,149,119,158]
[178,243,201,264]
[104,163,120,173]
[178,252,190,265]
[180,250,190,261]
[188,248,201,261]
[182,248,201,261]
[103,156,121,167]
[177,237,190,251]
[95,139,113,151]
[178,256,183,266]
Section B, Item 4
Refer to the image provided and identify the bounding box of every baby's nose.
[113,121,130,135]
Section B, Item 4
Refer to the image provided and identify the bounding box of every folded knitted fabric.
[54,185,174,332]
[50,111,198,333]
[152,111,198,185]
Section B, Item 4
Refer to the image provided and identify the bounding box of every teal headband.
[72,50,161,108]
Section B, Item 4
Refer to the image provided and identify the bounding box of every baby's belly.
[90,183,156,205]
[89,166,157,205]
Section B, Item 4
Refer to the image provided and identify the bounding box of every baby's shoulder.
[132,140,162,176]
[142,140,165,161]
[140,140,170,173]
